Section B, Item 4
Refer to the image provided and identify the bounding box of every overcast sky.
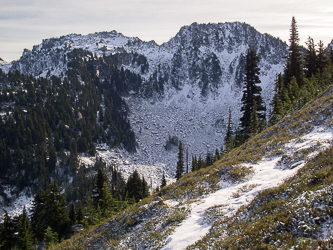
[1,0,332,62]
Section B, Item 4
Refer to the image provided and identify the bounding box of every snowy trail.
[162,158,302,250]
[162,126,333,250]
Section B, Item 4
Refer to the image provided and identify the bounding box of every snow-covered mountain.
[0,22,288,188]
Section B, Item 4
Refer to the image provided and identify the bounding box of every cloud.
[1,0,333,61]
[0,10,43,20]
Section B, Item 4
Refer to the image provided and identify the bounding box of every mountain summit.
[0,22,289,186]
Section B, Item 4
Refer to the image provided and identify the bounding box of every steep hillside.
[0,53,138,217]
[52,82,333,249]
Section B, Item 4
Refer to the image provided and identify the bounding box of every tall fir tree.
[316,40,330,73]
[142,176,149,198]
[240,47,266,141]
[17,206,33,250]
[224,107,234,152]
[93,167,108,208]
[304,36,317,78]
[76,202,84,224]
[101,182,115,216]
[284,16,303,87]
[175,141,184,180]
[186,148,189,174]
[191,155,198,172]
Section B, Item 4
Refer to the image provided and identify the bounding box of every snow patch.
[162,126,333,249]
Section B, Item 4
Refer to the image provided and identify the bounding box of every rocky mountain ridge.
[0,22,290,189]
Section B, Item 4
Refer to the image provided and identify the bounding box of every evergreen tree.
[175,141,184,180]
[240,47,265,141]
[224,107,234,152]
[329,48,333,64]
[142,176,149,198]
[205,151,213,167]
[288,76,300,104]
[69,201,76,225]
[269,74,285,126]
[304,36,317,78]
[214,148,221,162]
[101,182,115,216]
[31,183,68,241]
[17,206,33,250]
[43,226,58,248]
[161,172,167,189]
[186,148,189,174]
[125,170,143,202]
[93,167,108,206]
[317,40,330,73]
[76,202,84,224]
[0,210,15,250]
[191,155,198,172]
[197,156,204,170]
[284,16,303,86]
[47,141,57,171]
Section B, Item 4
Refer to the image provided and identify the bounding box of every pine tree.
[214,148,220,162]
[47,141,57,171]
[304,36,317,78]
[284,16,303,86]
[101,182,115,216]
[288,76,300,104]
[191,155,198,172]
[17,206,33,250]
[125,170,143,202]
[269,74,285,126]
[224,107,234,152]
[175,141,184,180]
[205,151,213,167]
[69,201,76,225]
[93,167,108,208]
[240,47,265,141]
[317,40,330,73]
[31,183,68,241]
[142,176,149,198]
[186,148,189,174]
[0,210,15,250]
[76,202,84,224]
[43,226,58,248]
[329,48,333,64]
[161,172,167,189]
[197,156,204,170]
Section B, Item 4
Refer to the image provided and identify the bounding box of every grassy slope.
[188,85,333,249]
[52,84,333,249]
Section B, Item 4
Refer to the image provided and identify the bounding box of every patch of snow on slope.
[162,126,333,250]
[0,187,33,220]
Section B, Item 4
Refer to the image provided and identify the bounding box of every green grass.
[189,145,333,249]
